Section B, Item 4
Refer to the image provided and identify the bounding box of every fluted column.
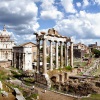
[60,42,63,68]
[50,41,53,71]
[37,39,40,73]
[55,41,58,69]
[70,42,73,68]
[43,38,47,74]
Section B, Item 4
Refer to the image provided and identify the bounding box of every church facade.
[0,25,15,61]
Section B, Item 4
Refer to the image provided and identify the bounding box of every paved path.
[83,59,100,76]
[35,87,77,100]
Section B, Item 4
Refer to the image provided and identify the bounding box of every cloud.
[94,0,100,5]
[83,0,90,7]
[72,36,100,46]
[0,0,40,44]
[54,11,100,40]
[61,0,76,13]
[76,2,81,7]
[40,0,63,20]
[0,0,39,33]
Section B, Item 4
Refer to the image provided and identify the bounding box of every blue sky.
[0,0,100,45]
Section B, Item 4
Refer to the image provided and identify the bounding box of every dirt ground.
[35,87,77,100]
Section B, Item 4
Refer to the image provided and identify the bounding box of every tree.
[92,49,100,58]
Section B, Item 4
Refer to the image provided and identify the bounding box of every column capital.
[55,40,58,43]
[70,41,73,44]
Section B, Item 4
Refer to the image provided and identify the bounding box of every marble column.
[60,42,63,68]
[37,39,40,73]
[64,42,68,66]
[43,38,47,74]
[70,42,73,68]
[50,41,53,71]
[55,41,58,69]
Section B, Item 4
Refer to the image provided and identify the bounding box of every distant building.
[73,43,90,58]
[89,42,100,51]
[0,25,15,61]
[13,42,37,71]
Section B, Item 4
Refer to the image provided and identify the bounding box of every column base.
[43,73,51,89]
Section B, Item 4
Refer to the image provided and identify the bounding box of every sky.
[0,0,100,45]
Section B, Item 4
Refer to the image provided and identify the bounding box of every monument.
[34,28,73,88]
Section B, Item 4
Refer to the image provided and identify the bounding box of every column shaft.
[65,42,68,66]
[12,52,14,67]
[56,41,58,69]
[19,53,21,69]
[37,40,40,73]
[14,52,16,68]
[50,41,53,70]
[60,42,63,68]
[70,42,73,68]
[23,53,25,70]
[43,39,47,74]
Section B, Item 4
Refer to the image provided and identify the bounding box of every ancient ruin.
[34,28,73,88]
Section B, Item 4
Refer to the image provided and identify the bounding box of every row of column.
[13,52,25,70]
[36,39,73,74]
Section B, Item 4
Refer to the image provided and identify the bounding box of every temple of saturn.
[34,28,73,88]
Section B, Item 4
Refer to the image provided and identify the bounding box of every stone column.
[64,42,68,66]
[43,38,47,74]
[60,42,63,68]
[70,42,73,68]
[55,41,58,69]
[14,52,16,68]
[23,53,25,70]
[50,41,53,71]
[37,39,40,73]
[12,52,14,67]
[19,53,21,69]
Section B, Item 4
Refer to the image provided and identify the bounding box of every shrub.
[65,65,72,70]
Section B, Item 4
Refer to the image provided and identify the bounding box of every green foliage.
[47,56,50,63]
[58,67,62,71]
[84,54,89,57]
[53,60,56,64]
[81,94,100,100]
[0,70,9,80]
[65,65,72,70]
[92,49,100,57]
[31,94,38,99]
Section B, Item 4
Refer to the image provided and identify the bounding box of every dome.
[0,25,10,37]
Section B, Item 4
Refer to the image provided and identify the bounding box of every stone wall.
[0,61,11,68]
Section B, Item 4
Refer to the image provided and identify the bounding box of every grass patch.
[81,94,100,100]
